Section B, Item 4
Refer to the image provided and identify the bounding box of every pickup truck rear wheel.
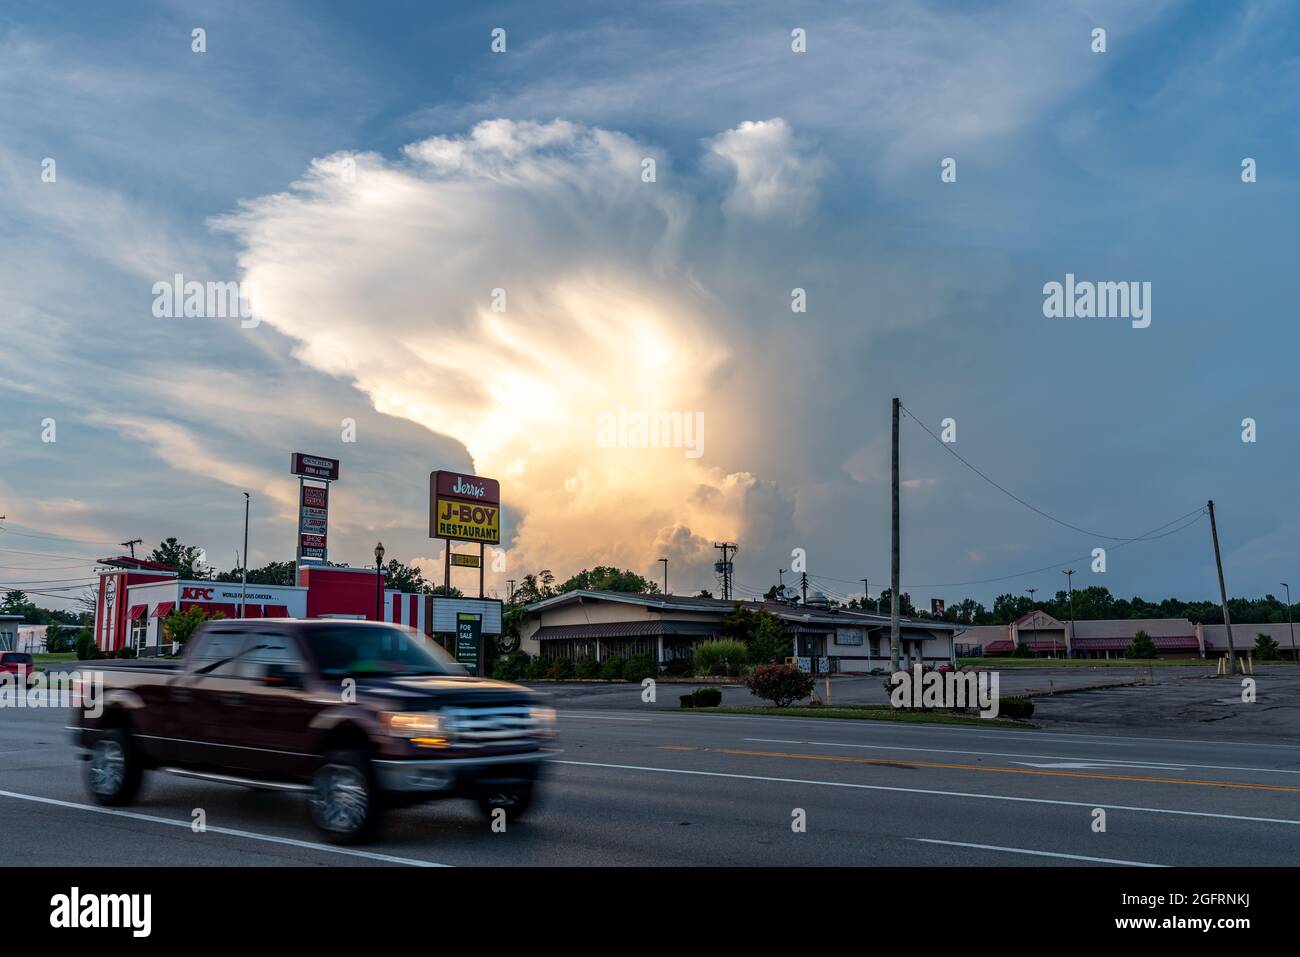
[478,784,534,822]
[86,728,143,806]
[309,750,381,844]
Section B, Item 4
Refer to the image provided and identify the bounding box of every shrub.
[116,645,137,659]
[491,650,531,681]
[999,696,1035,720]
[524,655,549,680]
[693,639,748,677]
[746,615,790,667]
[744,663,815,708]
[663,658,691,677]
[622,653,657,682]
[574,655,600,679]
[1124,630,1158,659]
[692,687,722,707]
[1255,633,1281,661]
[599,654,626,680]
[75,631,102,661]
[551,657,575,680]
[678,687,723,709]
[1011,641,1033,658]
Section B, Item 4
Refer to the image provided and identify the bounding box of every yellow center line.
[656,746,1300,793]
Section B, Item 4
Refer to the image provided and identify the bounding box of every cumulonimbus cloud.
[215,119,797,586]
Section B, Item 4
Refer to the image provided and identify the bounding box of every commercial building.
[954,615,1298,660]
[519,590,959,672]
[92,555,501,658]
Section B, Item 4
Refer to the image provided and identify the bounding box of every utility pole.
[1063,569,1076,658]
[713,542,737,601]
[861,578,870,614]
[1282,582,1296,665]
[120,538,142,559]
[241,493,250,618]
[1026,587,1038,655]
[507,579,517,604]
[658,557,668,595]
[1207,499,1237,674]
[890,396,901,672]
[800,571,809,604]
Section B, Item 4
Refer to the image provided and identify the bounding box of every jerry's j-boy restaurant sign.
[429,471,500,544]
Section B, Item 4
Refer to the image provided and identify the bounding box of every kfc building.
[93,555,500,657]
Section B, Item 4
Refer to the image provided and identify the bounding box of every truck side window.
[189,632,245,677]
[237,633,307,683]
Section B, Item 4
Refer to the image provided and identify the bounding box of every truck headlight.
[384,711,445,742]
[530,706,558,736]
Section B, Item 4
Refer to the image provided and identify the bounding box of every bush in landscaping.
[550,657,575,680]
[678,687,723,709]
[574,655,600,679]
[599,654,626,680]
[1011,641,1033,658]
[115,645,137,659]
[622,652,657,682]
[998,696,1035,720]
[524,655,549,680]
[663,658,691,677]
[744,663,815,708]
[1255,633,1281,661]
[1124,630,1158,659]
[75,631,102,661]
[491,650,531,681]
[692,639,748,676]
[746,615,790,667]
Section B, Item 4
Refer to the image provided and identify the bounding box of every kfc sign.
[182,587,215,601]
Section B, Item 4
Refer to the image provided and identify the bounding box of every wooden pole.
[890,397,901,672]
[1208,500,1237,675]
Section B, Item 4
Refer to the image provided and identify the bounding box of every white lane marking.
[0,789,448,867]
[746,738,805,744]
[668,709,1300,750]
[742,738,1300,776]
[560,714,653,722]
[910,838,1166,867]
[554,761,1300,827]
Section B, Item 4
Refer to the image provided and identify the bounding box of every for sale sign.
[455,612,482,675]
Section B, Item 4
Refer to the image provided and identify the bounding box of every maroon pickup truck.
[73,619,557,843]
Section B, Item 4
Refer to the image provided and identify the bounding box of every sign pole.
[479,542,485,598]
[444,538,451,593]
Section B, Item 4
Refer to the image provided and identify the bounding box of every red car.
[0,652,37,688]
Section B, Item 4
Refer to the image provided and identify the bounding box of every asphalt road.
[3,692,1300,867]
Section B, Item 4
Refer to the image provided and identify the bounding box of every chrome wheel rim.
[89,740,125,795]
[312,764,369,833]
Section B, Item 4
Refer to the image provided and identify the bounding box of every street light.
[1063,569,1076,659]
[1283,582,1297,665]
[374,542,385,621]
[241,492,250,618]
[1025,588,1038,657]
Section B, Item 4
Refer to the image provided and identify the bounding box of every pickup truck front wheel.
[86,728,143,806]
[309,750,381,844]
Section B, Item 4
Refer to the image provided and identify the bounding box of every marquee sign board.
[291,453,340,481]
[430,470,500,545]
[293,460,336,570]
[450,552,481,568]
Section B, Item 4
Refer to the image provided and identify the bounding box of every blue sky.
[2,0,1298,610]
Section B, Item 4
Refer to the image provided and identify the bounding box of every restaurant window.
[130,616,147,651]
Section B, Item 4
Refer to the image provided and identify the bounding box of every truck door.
[178,628,255,768]
[227,629,319,779]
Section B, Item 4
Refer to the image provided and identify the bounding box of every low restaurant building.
[518,590,958,673]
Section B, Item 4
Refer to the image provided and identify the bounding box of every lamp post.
[374,542,385,622]
[1025,587,1038,656]
[1063,569,1076,658]
[1283,582,1297,665]
[241,492,250,618]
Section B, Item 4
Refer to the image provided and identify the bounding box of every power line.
[898,403,1198,543]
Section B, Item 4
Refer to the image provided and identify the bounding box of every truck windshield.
[304,625,467,677]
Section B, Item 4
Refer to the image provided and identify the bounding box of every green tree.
[1124,630,1158,659]
[216,561,297,586]
[512,570,556,605]
[557,566,659,594]
[149,537,206,578]
[876,589,915,617]
[163,605,224,648]
[1255,633,1281,661]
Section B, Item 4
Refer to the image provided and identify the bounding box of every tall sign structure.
[291,453,339,578]
[430,470,500,598]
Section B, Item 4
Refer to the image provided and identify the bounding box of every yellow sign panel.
[434,497,500,544]
[450,552,481,568]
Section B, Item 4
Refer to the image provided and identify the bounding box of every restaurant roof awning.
[150,601,175,618]
[534,620,710,641]
[1072,635,1198,651]
[126,604,148,620]
[264,605,290,618]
